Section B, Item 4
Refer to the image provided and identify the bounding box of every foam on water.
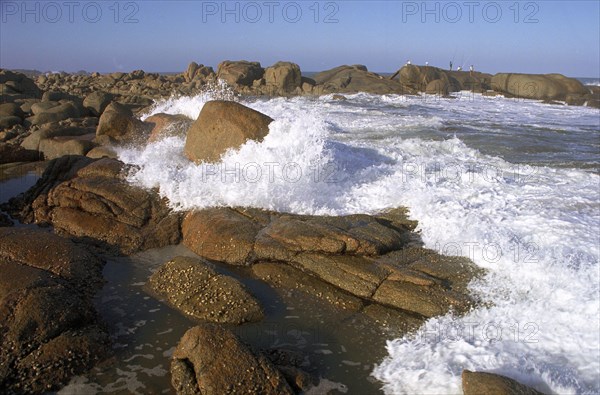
[118,92,599,394]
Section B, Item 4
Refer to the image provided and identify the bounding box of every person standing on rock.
[450,61,453,71]
[470,65,474,76]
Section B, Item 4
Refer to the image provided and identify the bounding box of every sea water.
[117,90,599,394]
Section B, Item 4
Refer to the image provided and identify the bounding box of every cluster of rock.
[0,71,569,393]
[1,61,597,163]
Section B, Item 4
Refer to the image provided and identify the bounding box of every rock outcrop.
[314,65,411,94]
[171,324,294,395]
[148,256,263,324]
[264,62,302,94]
[146,113,192,143]
[96,101,151,144]
[217,60,264,87]
[181,207,481,318]
[184,101,273,164]
[4,156,182,254]
[491,73,589,101]
[0,227,109,393]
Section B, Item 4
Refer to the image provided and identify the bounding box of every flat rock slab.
[148,256,263,324]
[182,207,482,319]
[171,324,293,395]
[0,227,109,393]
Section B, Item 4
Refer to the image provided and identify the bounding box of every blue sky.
[1,1,599,77]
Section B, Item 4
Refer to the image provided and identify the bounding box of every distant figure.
[457,66,462,71]
[407,60,411,65]
[449,61,453,70]
[425,61,429,66]
[469,65,474,76]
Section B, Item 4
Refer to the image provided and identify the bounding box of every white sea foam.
[118,92,600,394]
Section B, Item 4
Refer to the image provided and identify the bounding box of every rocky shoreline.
[0,61,570,393]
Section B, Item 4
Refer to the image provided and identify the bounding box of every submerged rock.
[0,227,109,393]
[184,100,273,164]
[148,256,263,324]
[462,370,546,395]
[171,324,294,395]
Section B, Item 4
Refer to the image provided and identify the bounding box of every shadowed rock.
[3,156,182,254]
[96,101,151,144]
[0,227,109,393]
[148,256,263,324]
[171,324,294,395]
[146,113,192,143]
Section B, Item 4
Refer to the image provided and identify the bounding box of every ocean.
[109,90,600,394]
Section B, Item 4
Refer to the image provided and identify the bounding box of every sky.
[1,0,599,77]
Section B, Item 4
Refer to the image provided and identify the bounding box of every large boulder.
[183,100,273,164]
[0,70,42,100]
[395,65,468,92]
[38,134,96,159]
[184,62,215,82]
[83,91,114,116]
[96,101,151,144]
[171,324,294,395]
[264,62,302,94]
[0,227,109,393]
[491,73,589,101]
[462,370,545,395]
[3,156,182,254]
[425,79,450,96]
[314,65,410,95]
[217,60,264,87]
[147,256,263,324]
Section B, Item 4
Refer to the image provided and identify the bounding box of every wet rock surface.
[148,256,264,324]
[182,207,482,319]
[462,370,546,395]
[171,324,294,395]
[0,227,109,393]
[184,100,273,164]
[3,156,182,254]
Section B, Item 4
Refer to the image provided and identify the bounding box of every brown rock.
[148,256,263,324]
[264,62,302,94]
[217,60,264,87]
[183,100,273,164]
[314,65,410,94]
[171,324,293,395]
[146,113,192,143]
[462,370,546,395]
[491,73,589,101]
[182,208,262,265]
[96,101,151,144]
[39,134,96,159]
[252,262,364,311]
[0,227,109,393]
[83,91,114,116]
[3,156,182,254]
[426,79,450,95]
